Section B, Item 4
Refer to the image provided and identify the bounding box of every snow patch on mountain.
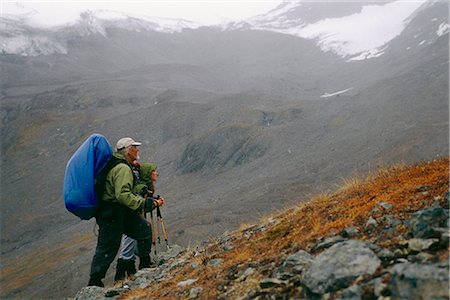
[320,87,353,98]
[238,0,428,60]
[1,8,200,56]
[437,22,449,37]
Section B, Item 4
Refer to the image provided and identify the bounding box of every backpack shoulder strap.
[94,156,128,200]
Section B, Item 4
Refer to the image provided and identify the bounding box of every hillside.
[72,157,449,299]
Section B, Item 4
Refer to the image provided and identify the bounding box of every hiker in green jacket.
[114,162,162,281]
[88,137,164,287]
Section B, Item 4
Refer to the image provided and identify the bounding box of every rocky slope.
[72,157,449,300]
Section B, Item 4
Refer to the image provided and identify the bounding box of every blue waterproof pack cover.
[63,133,112,220]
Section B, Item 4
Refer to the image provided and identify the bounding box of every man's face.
[128,146,140,162]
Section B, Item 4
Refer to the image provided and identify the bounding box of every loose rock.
[303,240,381,295]
[390,263,449,300]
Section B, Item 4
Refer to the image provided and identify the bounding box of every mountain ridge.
[2,1,444,59]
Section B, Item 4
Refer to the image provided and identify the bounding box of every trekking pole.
[157,206,169,250]
[156,207,161,248]
[149,210,157,256]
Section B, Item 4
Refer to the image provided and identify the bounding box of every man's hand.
[144,196,165,212]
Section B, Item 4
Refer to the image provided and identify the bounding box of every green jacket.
[102,152,145,211]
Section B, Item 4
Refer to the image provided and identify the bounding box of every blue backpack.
[63,134,113,220]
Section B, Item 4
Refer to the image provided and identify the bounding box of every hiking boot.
[88,277,104,287]
[125,258,137,276]
[138,255,152,269]
[114,258,128,282]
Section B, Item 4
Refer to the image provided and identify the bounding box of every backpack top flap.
[63,133,112,220]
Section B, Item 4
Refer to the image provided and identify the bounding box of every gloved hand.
[144,196,164,212]
[144,197,156,212]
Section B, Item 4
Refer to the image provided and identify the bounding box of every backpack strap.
[94,156,129,204]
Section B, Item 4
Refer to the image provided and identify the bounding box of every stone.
[189,287,203,299]
[177,279,198,287]
[366,277,388,298]
[408,252,434,263]
[377,248,395,262]
[283,250,313,269]
[415,185,435,192]
[73,286,104,300]
[242,267,255,277]
[407,238,439,252]
[236,267,255,282]
[340,227,360,238]
[312,236,346,253]
[303,240,381,295]
[439,230,449,248]
[157,244,184,262]
[218,232,232,243]
[209,258,223,267]
[407,207,448,238]
[390,263,449,300]
[365,217,378,233]
[283,250,313,275]
[336,284,362,300]
[223,245,234,251]
[104,289,120,297]
[380,214,402,228]
[259,278,286,289]
[377,202,394,211]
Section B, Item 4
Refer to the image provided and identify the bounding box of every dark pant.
[89,203,152,281]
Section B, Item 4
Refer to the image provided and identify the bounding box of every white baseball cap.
[116,137,142,150]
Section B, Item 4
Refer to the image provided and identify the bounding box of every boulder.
[407,207,448,238]
[303,240,381,295]
[390,263,449,299]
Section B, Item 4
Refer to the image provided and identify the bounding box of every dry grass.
[120,157,449,299]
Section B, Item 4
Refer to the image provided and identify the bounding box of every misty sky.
[1,1,283,26]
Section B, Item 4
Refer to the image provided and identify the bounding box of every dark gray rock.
[415,185,436,192]
[189,287,203,299]
[223,245,234,251]
[389,263,449,300]
[340,227,360,238]
[303,240,381,295]
[377,248,395,262]
[407,207,448,238]
[73,286,105,300]
[209,258,223,267]
[365,277,388,298]
[380,214,402,228]
[365,217,378,233]
[157,244,184,263]
[439,230,449,248]
[377,202,394,211]
[408,252,434,263]
[312,236,347,253]
[283,250,313,270]
[407,238,440,252]
[335,284,362,300]
[259,278,286,289]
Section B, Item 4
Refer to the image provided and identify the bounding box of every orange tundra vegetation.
[121,157,449,299]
